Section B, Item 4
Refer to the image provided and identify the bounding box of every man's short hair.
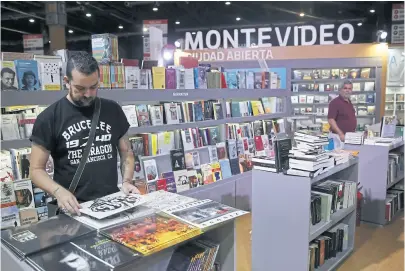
[1,68,15,77]
[66,51,100,80]
[343,80,353,86]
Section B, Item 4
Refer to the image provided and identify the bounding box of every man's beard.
[69,90,96,107]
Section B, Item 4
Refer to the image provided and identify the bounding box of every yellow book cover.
[152,67,166,89]
[101,213,201,255]
[151,133,158,156]
[251,101,260,116]
[211,162,222,181]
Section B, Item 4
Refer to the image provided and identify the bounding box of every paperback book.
[163,199,249,230]
[79,191,146,220]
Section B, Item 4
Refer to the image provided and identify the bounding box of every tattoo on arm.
[119,135,135,183]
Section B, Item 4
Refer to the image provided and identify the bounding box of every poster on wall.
[23,34,44,55]
[143,19,168,60]
[392,3,404,21]
[391,24,404,44]
[387,48,404,86]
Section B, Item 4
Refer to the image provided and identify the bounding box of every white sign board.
[23,34,44,55]
[392,4,404,21]
[391,24,404,44]
[143,19,168,60]
[387,48,404,85]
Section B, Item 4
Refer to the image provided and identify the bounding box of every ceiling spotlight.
[152,7,158,11]
[142,35,144,38]
[68,29,74,34]
[380,31,388,39]
[29,18,35,23]
[376,30,388,43]
[175,21,180,25]
[118,25,124,29]
[174,40,181,48]
[225,1,231,5]
[236,17,241,21]
[86,13,92,17]
[143,27,148,32]
[49,41,51,43]
[357,22,363,26]
[192,32,196,35]
[369,9,375,13]
[299,13,305,17]
[163,51,172,61]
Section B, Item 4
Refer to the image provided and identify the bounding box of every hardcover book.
[80,191,146,220]
[1,214,95,258]
[163,199,249,230]
[100,213,201,255]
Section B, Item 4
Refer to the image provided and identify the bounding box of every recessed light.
[299,13,305,17]
[142,35,144,38]
[370,9,375,13]
[68,29,74,34]
[29,18,35,23]
[174,41,181,48]
[118,25,123,29]
[152,7,158,11]
[192,32,196,35]
[225,1,231,5]
[86,13,92,17]
[143,27,148,32]
[236,17,241,21]
[357,22,362,26]
[175,21,180,25]
[49,41,51,43]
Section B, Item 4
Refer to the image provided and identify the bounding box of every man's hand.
[339,133,345,142]
[54,187,81,216]
[122,181,140,195]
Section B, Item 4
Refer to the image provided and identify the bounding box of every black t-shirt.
[30,97,129,202]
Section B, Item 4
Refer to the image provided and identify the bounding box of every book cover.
[80,191,146,220]
[14,60,40,91]
[1,150,15,183]
[136,104,151,126]
[149,105,164,126]
[19,208,38,226]
[1,61,18,90]
[171,149,186,171]
[161,172,177,193]
[13,180,34,209]
[246,71,254,89]
[163,199,248,229]
[124,66,140,89]
[1,214,95,257]
[225,72,238,89]
[165,68,176,89]
[39,62,61,91]
[143,159,159,182]
[176,69,186,89]
[110,63,125,89]
[1,181,16,208]
[152,67,165,89]
[196,67,207,89]
[184,68,195,89]
[142,190,195,211]
[100,213,201,255]
[1,205,20,229]
[36,206,48,221]
[238,71,246,89]
[173,169,189,193]
[139,69,148,89]
[122,105,138,127]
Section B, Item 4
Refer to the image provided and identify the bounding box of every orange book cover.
[101,213,201,255]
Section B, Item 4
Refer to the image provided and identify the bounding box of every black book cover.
[227,140,240,175]
[314,246,319,268]
[72,233,141,268]
[170,149,186,171]
[312,185,338,213]
[324,237,330,260]
[322,231,336,258]
[214,103,223,120]
[1,214,95,258]
[28,239,112,271]
[274,138,292,172]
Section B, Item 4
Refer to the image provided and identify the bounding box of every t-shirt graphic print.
[30,97,130,202]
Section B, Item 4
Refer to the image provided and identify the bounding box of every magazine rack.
[1,218,237,271]
[344,142,404,226]
[251,159,359,271]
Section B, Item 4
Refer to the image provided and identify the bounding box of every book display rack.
[344,142,404,226]
[251,159,359,271]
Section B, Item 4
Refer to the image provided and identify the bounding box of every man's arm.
[328,118,345,140]
[118,133,135,184]
[30,143,81,215]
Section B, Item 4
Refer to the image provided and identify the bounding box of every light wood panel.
[235,213,404,271]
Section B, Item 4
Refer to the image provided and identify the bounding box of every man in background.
[328,81,357,143]
[1,67,17,90]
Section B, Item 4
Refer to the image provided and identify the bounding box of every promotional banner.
[23,34,44,55]
[149,27,164,62]
[387,48,404,85]
[184,23,356,50]
[143,19,168,60]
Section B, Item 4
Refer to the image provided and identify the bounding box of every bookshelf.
[344,143,404,226]
[251,159,359,271]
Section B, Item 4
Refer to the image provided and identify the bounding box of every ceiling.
[0,1,398,54]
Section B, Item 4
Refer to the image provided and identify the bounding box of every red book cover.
[140,134,150,156]
[254,136,264,151]
[156,178,167,191]
[179,56,198,68]
[121,58,139,67]
[220,73,227,88]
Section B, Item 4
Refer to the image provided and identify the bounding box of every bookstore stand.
[344,142,404,226]
[1,219,237,271]
[251,159,359,271]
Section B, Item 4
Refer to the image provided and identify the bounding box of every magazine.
[141,190,196,211]
[163,199,249,230]
[80,191,146,220]
[100,213,201,255]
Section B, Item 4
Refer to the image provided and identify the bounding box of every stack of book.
[344,132,364,145]
[329,149,353,165]
[285,131,332,177]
